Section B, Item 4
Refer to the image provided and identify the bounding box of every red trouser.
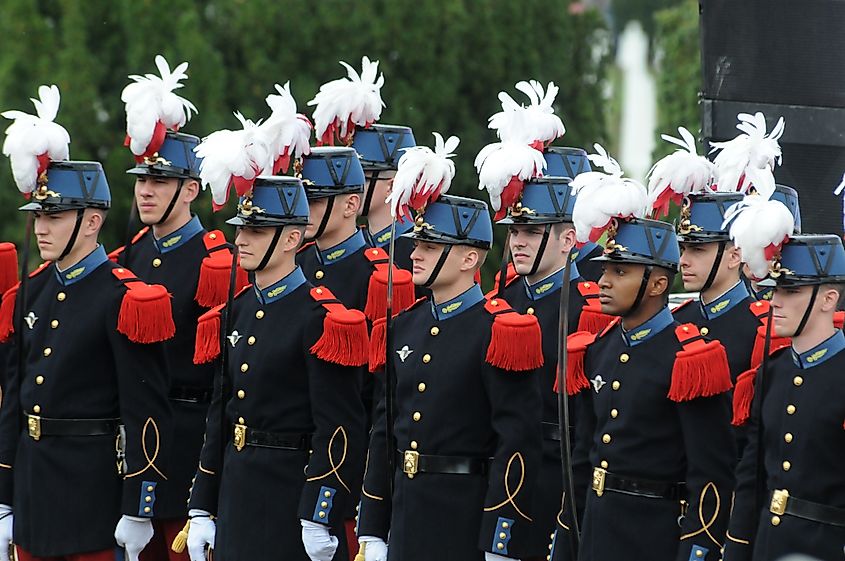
[138,519,190,561]
[16,548,116,561]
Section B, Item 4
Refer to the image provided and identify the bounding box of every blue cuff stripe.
[492,516,514,555]
[312,486,336,523]
[138,480,157,517]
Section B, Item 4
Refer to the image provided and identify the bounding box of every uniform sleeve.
[109,296,174,519]
[356,370,392,540]
[297,311,367,527]
[0,339,21,505]
[675,393,736,561]
[476,360,543,559]
[187,356,225,515]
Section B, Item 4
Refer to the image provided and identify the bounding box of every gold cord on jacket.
[124,417,167,480]
[483,452,532,522]
[306,425,350,492]
[680,481,722,547]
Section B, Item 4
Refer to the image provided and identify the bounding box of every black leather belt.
[233,423,311,452]
[592,467,685,500]
[169,386,213,404]
[25,413,120,441]
[770,489,845,527]
[396,450,491,478]
[542,422,561,442]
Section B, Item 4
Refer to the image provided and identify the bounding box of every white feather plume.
[571,144,649,244]
[488,80,566,146]
[307,56,385,144]
[647,127,717,216]
[121,55,197,157]
[259,82,312,173]
[194,112,273,208]
[709,112,784,198]
[475,141,546,213]
[723,195,794,280]
[2,84,70,194]
[388,132,459,221]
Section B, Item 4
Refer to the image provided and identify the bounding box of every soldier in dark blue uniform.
[724,234,845,561]
[110,132,243,561]
[553,215,736,561]
[357,194,544,561]
[185,176,368,561]
[0,161,175,561]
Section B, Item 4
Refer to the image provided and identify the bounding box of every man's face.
[410,241,469,288]
[134,175,182,225]
[235,226,278,271]
[771,284,816,337]
[508,224,567,277]
[33,210,81,261]
[598,262,648,316]
[680,241,736,292]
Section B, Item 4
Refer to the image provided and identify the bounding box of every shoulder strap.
[112,267,175,344]
[669,323,732,402]
[310,286,369,367]
[484,297,544,371]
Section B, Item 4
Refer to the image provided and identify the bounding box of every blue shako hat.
[543,146,591,179]
[768,234,845,286]
[496,177,575,225]
[299,146,366,199]
[592,218,680,271]
[352,124,416,172]
[402,194,493,249]
[19,161,111,212]
[226,176,310,227]
[677,191,745,243]
[771,184,801,234]
[126,132,201,180]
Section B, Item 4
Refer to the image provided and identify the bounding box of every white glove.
[485,553,519,561]
[0,504,12,561]
[358,535,388,561]
[114,515,153,561]
[186,509,215,561]
[300,519,338,561]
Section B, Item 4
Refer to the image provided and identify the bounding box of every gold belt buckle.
[770,489,789,515]
[592,467,607,497]
[233,423,247,452]
[403,450,419,479]
[27,414,41,441]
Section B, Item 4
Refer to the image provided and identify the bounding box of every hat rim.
[401,229,491,250]
[591,252,679,272]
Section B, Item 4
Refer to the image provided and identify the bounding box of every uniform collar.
[792,330,845,369]
[369,220,414,248]
[55,245,109,286]
[621,307,674,347]
[254,266,307,304]
[700,281,750,320]
[523,261,580,301]
[153,215,204,254]
[318,229,367,265]
[430,284,484,321]
[571,241,600,264]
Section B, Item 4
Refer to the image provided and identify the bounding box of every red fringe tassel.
[364,268,415,322]
[731,368,757,427]
[485,309,544,371]
[193,306,223,364]
[117,283,176,344]
[368,317,387,373]
[0,284,19,343]
[311,307,369,367]
[668,324,733,402]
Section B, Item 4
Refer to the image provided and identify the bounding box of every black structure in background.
[699,0,845,235]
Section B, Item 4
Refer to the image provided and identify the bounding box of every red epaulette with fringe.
[368,297,428,373]
[750,300,792,369]
[834,310,844,330]
[111,267,176,344]
[668,323,732,402]
[195,230,249,308]
[731,345,791,426]
[310,286,369,367]
[0,261,51,343]
[483,297,544,371]
[0,243,18,297]
[553,331,598,395]
[576,281,615,334]
[107,227,150,263]
[362,246,415,322]
[192,285,252,365]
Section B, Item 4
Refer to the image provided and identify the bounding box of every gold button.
[619,353,629,363]
[610,409,618,418]
[413,412,421,422]
[793,376,803,387]
[612,381,621,390]
[682,326,689,332]
[527,307,535,315]
[602,433,611,444]
[410,441,418,450]
[33,405,41,414]
[784,433,793,443]
[318,511,326,519]
[430,327,439,336]
[501,522,509,529]
[43,348,51,357]
[145,496,152,503]
[422,354,431,364]
[35,376,44,385]
[324,491,331,498]
[499,532,507,539]
[240,363,249,373]
[771,515,781,526]
[600,460,608,469]
[782,461,791,471]
[786,404,796,415]
[497,543,504,551]
[315,288,323,295]
[238,417,245,424]
[50,320,58,329]
[147,485,154,492]
[490,300,499,307]
[315,270,324,280]
[695,549,704,558]
[321,501,329,508]
[256,310,265,319]
[248,336,256,345]
[152,258,162,268]
[144,507,151,514]
[209,233,217,240]
[700,327,709,336]
[418,382,426,392]
[57,292,66,302]
[237,390,245,399]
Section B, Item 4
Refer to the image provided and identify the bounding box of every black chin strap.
[58,209,86,261]
[362,172,380,217]
[156,179,185,225]
[423,244,453,288]
[625,265,654,316]
[527,224,553,277]
[309,196,336,242]
[255,227,284,271]
[793,284,820,337]
[700,241,727,293]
